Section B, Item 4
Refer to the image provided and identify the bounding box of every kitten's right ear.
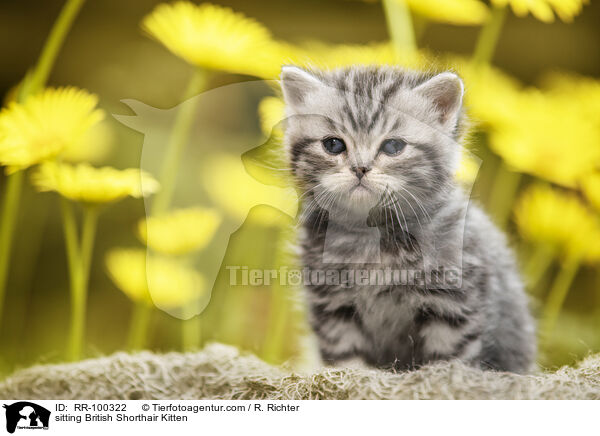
[280,66,322,112]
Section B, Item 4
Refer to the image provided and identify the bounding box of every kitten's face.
[281,66,464,221]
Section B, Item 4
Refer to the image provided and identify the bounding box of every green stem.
[60,199,81,360]
[524,243,556,293]
[488,161,521,228]
[60,198,80,295]
[182,315,202,351]
[261,232,292,363]
[127,303,152,350]
[472,5,507,66]
[541,257,580,339]
[151,69,208,216]
[218,287,247,345]
[382,0,416,56]
[0,172,24,328]
[0,0,86,337]
[183,293,207,351]
[261,282,288,364]
[25,0,86,96]
[65,205,98,361]
[0,171,23,321]
[6,193,50,365]
[79,205,98,288]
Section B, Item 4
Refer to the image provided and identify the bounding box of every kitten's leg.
[415,303,483,365]
[308,300,367,366]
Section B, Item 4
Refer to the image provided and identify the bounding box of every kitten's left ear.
[414,72,464,128]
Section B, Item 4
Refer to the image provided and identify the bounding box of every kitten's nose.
[351,166,371,180]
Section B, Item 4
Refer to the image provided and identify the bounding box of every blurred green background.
[0,0,599,375]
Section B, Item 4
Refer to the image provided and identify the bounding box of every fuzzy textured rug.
[1,343,599,400]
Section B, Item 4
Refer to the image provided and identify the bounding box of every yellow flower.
[488,89,600,187]
[138,207,221,255]
[457,60,523,129]
[582,173,600,213]
[345,0,489,24]
[491,0,588,22]
[0,87,103,173]
[243,103,292,190]
[61,119,115,164]
[540,72,600,121]
[32,161,159,204]
[286,41,431,71]
[455,64,600,187]
[258,96,285,137]
[253,96,290,187]
[142,2,282,78]
[105,248,204,308]
[455,151,481,185]
[200,153,298,224]
[288,42,396,68]
[404,0,489,25]
[514,184,600,262]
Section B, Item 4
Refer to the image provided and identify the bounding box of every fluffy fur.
[280,65,536,373]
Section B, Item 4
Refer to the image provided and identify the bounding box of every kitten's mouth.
[349,183,371,194]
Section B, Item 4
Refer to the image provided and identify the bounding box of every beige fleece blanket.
[1,343,598,400]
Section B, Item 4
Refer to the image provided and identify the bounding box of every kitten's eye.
[380,138,407,156]
[322,137,346,155]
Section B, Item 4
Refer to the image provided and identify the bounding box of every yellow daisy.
[345,0,489,25]
[488,89,600,187]
[456,60,523,130]
[138,207,221,255]
[32,161,159,204]
[285,41,432,71]
[453,63,600,187]
[258,96,285,137]
[455,151,481,185]
[61,119,115,164]
[200,153,298,224]
[405,0,489,25]
[540,72,600,121]
[514,184,600,262]
[287,41,396,69]
[0,87,103,173]
[142,2,282,78]
[105,248,204,308]
[243,105,292,190]
[491,0,589,23]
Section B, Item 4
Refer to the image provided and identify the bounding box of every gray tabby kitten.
[280,65,536,373]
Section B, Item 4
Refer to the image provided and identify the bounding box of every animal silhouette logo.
[114,79,481,314]
[114,81,299,318]
[3,402,50,433]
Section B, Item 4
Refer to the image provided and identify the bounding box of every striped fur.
[281,65,536,373]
